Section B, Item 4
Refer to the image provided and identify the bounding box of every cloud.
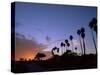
[15,33,47,60]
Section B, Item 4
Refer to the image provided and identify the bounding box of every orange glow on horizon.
[15,49,53,61]
[15,50,38,61]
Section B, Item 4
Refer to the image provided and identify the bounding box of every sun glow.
[15,50,38,61]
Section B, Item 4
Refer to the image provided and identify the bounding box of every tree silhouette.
[51,47,55,56]
[77,29,83,55]
[57,48,59,53]
[61,42,64,47]
[75,47,77,53]
[35,53,46,61]
[69,35,74,52]
[89,18,97,54]
[51,47,58,56]
[81,27,86,55]
[63,43,66,53]
[61,42,64,54]
[75,47,77,50]
[65,39,68,52]
[92,18,97,34]
[67,42,70,50]
[19,58,24,61]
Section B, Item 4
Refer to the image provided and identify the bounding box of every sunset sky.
[14,2,97,60]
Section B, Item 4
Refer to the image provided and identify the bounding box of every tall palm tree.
[65,39,68,52]
[67,42,70,50]
[69,35,74,52]
[63,43,66,53]
[92,18,97,34]
[77,29,83,55]
[81,27,86,55]
[61,42,64,54]
[75,47,77,53]
[57,48,59,53]
[89,18,97,54]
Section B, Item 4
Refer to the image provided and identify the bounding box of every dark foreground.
[11,54,97,73]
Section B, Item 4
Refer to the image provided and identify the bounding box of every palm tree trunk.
[66,45,67,52]
[62,47,64,54]
[71,41,74,52]
[91,29,97,54]
[64,46,66,53]
[83,39,86,55]
[61,47,63,55]
[79,36,83,55]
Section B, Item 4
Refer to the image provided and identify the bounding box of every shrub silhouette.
[19,58,24,61]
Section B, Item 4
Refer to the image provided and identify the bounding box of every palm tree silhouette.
[75,47,77,53]
[77,29,83,55]
[65,39,68,52]
[63,43,66,53]
[57,48,59,53]
[67,42,70,50]
[51,47,55,56]
[92,18,97,34]
[81,27,86,55]
[61,42,64,54]
[69,35,74,52]
[89,18,97,54]
[51,47,58,56]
